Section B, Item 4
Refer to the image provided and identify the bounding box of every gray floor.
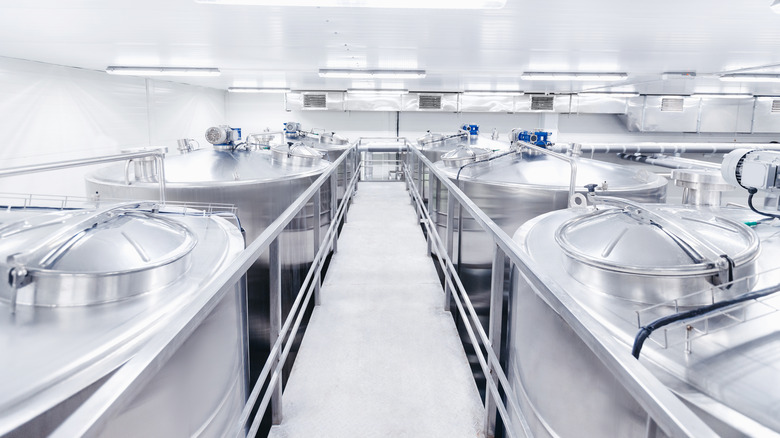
[269,182,484,438]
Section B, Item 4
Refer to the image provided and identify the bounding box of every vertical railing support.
[330,172,339,254]
[444,190,456,311]
[313,187,322,306]
[485,244,507,437]
[268,238,283,425]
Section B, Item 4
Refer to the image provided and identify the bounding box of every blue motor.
[515,130,552,147]
[461,124,479,136]
[205,125,241,147]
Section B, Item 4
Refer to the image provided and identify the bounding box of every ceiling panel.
[0,0,779,95]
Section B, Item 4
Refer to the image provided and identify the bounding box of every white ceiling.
[1,0,780,95]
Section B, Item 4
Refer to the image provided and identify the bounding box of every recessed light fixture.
[578,92,639,98]
[692,93,754,99]
[347,88,409,95]
[521,72,628,82]
[105,66,221,77]
[319,69,426,79]
[463,90,524,96]
[228,87,291,93]
[195,0,505,8]
[720,73,780,83]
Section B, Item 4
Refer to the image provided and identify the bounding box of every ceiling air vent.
[303,93,327,109]
[772,100,780,113]
[531,95,555,111]
[661,97,685,112]
[418,94,442,110]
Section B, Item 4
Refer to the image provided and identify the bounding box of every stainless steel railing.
[404,145,718,438]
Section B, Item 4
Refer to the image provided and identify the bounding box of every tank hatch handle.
[595,196,725,266]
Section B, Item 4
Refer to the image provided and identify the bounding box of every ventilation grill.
[418,95,442,110]
[531,95,555,111]
[661,97,685,112]
[772,100,780,113]
[303,94,327,109]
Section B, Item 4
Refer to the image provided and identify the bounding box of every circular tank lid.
[438,153,666,191]
[671,168,733,191]
[417,132,446,146]
[319,132,349,146]
[0,203,196,306]
[441,144,493,168]
[271,142,324,165]
[554,200,759,278]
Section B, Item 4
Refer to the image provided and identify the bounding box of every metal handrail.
[0,149,168,203]
[406,145,718,438]
[49,145,358,438]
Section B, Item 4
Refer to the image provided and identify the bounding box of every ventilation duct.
[772,100,780,113]
[531,95,555,111]
[303,93,327,109]
[661,97,685,112]
[418,94,443,110]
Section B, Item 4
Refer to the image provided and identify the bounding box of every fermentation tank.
[0,201,246,437]
[430,144,668,388]
[415,129,511,200]
[85,140,332,392]
[283,123,353,201]
[509,197,780,437]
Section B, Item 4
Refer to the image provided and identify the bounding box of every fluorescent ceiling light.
[692,93,753,99]
[578,92,639,98]
[720,73,780,83]
[228,87,290,93]
[521,72,628,82]
[347,88,409,95]
[319,69,426,79]
[463,90,524,96]
[772,0,780,13]
[195,0,505,8]
[105,66,221,77]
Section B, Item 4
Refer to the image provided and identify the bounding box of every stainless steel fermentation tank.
[414,131,510,201]
[85,143,332,394]
[429,145,668,390]
[509,198,780,437]
[0,202,246,437]
[285,124,353,201]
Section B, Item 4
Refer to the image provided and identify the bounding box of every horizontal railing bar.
[237,158,361,432]
[402,163,530,436]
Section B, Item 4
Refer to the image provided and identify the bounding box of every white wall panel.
[0,58,227,197]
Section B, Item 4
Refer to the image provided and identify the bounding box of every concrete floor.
[268,182,484,438]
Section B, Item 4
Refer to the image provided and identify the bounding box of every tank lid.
[0,203,196,306]
[441,144,493,168]
[671,168,733,191]
[319,132,349,146]
[271,142,324,166]
[555,199,759,278]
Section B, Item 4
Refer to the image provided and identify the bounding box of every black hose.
[747,188,780,220]
[632,282,780,359]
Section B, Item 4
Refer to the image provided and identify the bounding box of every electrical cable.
[631,282,780,359]
[747,188,780,220]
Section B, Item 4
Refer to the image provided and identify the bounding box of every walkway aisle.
[269,182,484,438]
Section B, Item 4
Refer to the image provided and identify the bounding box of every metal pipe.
[0,149,168,204]
[313,187,322,306]
[616,153,720,170]
[519,142,579,207]
[551,142,780,155]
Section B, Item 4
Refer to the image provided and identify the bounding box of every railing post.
[330,172,339,254]
[485,245,507,438]
[427,163,435,211]
[444,190,456,310]
[313,187,322,307]
[268,238,283,425]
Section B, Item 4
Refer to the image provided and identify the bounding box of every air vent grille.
[772,100,780,113]
[418,95,442,110]
[531,95,555,111]
[303,94,327,109]
[661,97,685,112]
